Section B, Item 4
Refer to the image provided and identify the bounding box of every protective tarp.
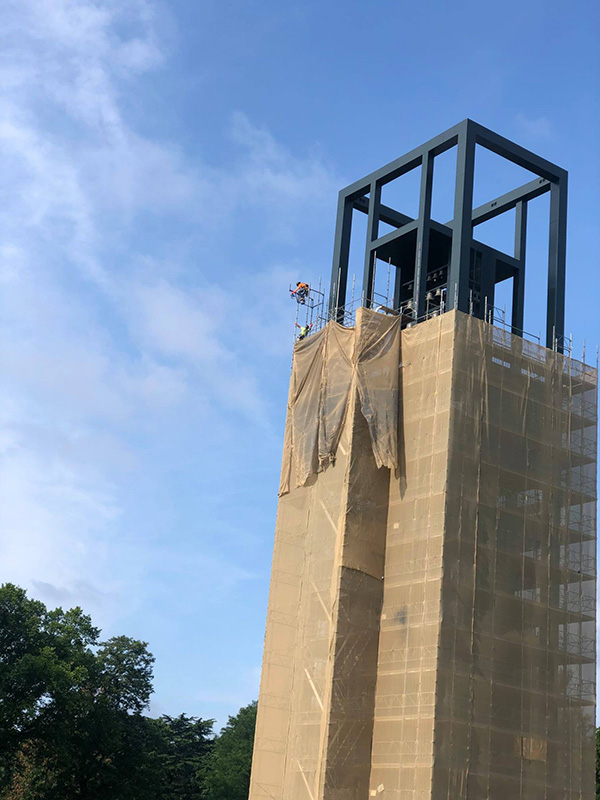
[429,313,597,800]
[251,366,390,800]
[319,322,356,466]
[279,322,354,495]
[250,310,597,800]
[355,310,401,471]
[279,308,400,495]
[368,312,456,799]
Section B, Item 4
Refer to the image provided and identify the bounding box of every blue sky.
[1,0,599,728]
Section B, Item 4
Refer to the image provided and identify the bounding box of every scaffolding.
[253,308,597,800]
[292,267,590,363]
[291,281,328,341]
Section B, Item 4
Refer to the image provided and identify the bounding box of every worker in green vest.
[295,322,313,340]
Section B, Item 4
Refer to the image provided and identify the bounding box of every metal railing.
[560,508,595,536]
[560,471,597,498]
[557,630,595,657]
[565,676,595,699]
[558,588,596,616]
[295,279,599,402]
[497,488,543,511]
[564,395,597,421]
[559,549,596,576]
[291,282,328,341]
[563,433,597,459]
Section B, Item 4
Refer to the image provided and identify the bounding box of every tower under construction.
[249,120,597,800]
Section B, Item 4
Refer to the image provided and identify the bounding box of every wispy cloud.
[126,278,268,422]
[0,438,125,626]
[0,0,337,637]
[515,113,554,141]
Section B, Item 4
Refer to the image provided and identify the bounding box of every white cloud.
[124,278,269,423]
[0,440,126,626]
[231,110,333,200]
[228,111,338,241]
[0,0,337,639]
[132,280,229,363]
[516,113,554,141]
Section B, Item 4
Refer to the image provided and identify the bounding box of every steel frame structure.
[328,119,568,350]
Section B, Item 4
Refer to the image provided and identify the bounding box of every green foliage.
[148,715,214,800]
[202,702,257,800]
[0,584,99,765]
[0,583,254,800]
[96,636,155,713]
[0,583,160,799]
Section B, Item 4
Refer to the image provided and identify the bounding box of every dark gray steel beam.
[472,240,520,272]
[362,181,381,308]
[414,151,434,319]
[329,119,567,347]
[480,249,496,322]
[360,176,550,232]
[369,220,521,274]
[360,177,550,234]
[512,201,527,334]
[547,178,567,350]
[469,177,550,226]
[393,261,403,311]
[429,219,452,237]
[329,192,353,320]
[340,119,563,212]
[448,122,475,312]
[470,119,566,183]
[353,196,413,228]
[339,120,463,200]
[371,219,419,252]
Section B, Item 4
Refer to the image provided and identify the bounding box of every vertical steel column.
[480,250,496,322]
[512,201,527,335]
[448,122,476,313]
[329,193,354,322]
[546,178,567,350]
[362,181,381,308]
[414,152,434,319]
[393,261,403,311]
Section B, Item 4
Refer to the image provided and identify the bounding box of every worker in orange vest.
[290,282,310,304]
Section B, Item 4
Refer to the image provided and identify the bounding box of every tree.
[0,583,247,799]
[96,636,154,713]
[148,715,214,800]
[202,702,257,800]
[0,584,98,776]
[0,583,156,799]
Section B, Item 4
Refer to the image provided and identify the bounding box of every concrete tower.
[249,121,597,800]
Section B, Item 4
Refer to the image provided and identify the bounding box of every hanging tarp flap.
[279,309,400,495]
[317,322,355,468]
[355,308,401,471]
[288,324,328,491]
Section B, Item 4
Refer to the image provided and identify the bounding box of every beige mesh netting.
[427,313,597,800]
[279,321,354,494]
[250,309,597,800]
[279,310,401,495]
